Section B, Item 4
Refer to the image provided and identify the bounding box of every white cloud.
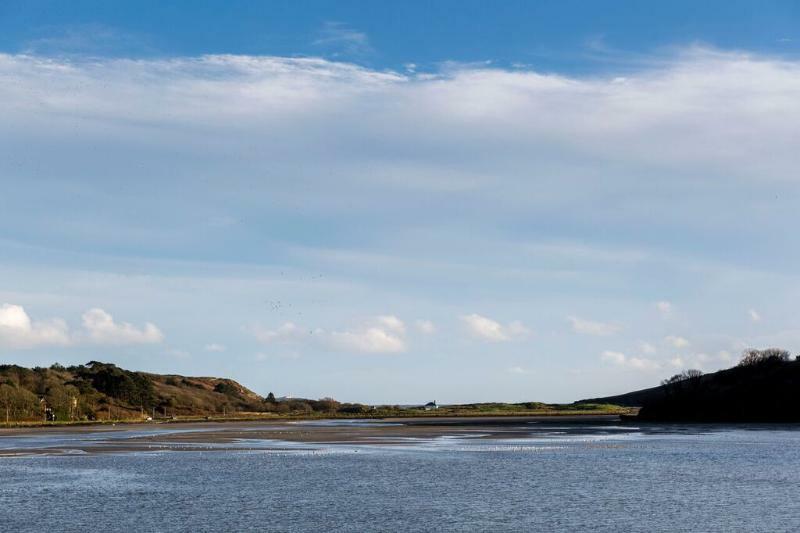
[638,341,657,355]
[4,49,800,386]
[627,357,661,371]
[669,356,685,368]
[601,350,660,371]
[664,335,690,348]
[254,316,407,354]
[329,316,409,354]
[0,303,71,348]
[749,309,761,322]
[375,315,405,334]
[415,319,436,334]
[81,308,164,345]
[5,48,798,202]
[312,22,372,56]
[462,313,530,342]
[655,301,673,317]
[0,303,162,348]
[254,322,307,344]
[601,350,627,365]
[204,343,227,352]
[330,327,405,354]
[507,366,530,375]
[664,350,734,372]
[568,316,622,336]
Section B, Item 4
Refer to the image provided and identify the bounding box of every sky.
[2,1,800,403]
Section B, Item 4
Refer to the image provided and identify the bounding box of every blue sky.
[2,1,800,403]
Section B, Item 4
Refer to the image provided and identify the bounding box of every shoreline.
[3,415,799,457]
[0,408,633,430]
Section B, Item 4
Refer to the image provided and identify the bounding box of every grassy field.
[1,402,634,428]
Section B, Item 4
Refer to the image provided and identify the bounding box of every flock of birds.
[265,272,326,335]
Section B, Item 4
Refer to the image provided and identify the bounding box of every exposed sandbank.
[0,415,623,456]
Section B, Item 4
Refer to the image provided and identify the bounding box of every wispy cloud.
[601,350,660,371]
[81,308,164,345]
[655,301,673,317]
[462,314,530,342]
[254,322,308,344]
[21,24,154,56]
[415,319,436,334]
[204,343,227,352]
[330,326,405,354]
[664,335,690,348]
[638,341,657,355]
[254,316,407,354]
[568,316,622,336]
[312,22,372,57]
[3,47,800,399]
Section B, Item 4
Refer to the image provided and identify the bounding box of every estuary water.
[1,421,799,532]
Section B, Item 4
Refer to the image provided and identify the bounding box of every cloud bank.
[0,303,163,348]
[3,48,800,398]
[255,315,407,354]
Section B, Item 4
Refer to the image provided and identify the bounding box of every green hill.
[0,361,268,422]
[0,361,385,424]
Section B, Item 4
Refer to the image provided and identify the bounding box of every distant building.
[424,401,438,411]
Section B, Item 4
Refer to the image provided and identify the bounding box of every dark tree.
[213,382,239,396]
[739,348,790,367]
[661,369,703,386]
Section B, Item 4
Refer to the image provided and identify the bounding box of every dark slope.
[580,358,800,422]
[578,383,667,408]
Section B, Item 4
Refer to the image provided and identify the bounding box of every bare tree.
[738,348,790,367]
[661,369,703,386]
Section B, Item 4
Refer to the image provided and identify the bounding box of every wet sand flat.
[0,415,622,456]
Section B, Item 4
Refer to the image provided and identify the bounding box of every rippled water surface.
[1,423,799,532]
